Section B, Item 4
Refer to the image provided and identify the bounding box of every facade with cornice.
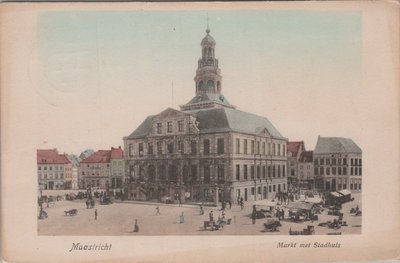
[313,136,362,192]
[287,141,306,188]
[123,27,288,204]
[37,149,72,190]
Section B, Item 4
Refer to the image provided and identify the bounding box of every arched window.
[148,165,155,182]
[198,81,204,90]
[207,80,214,91]
[217,81,221,92]
[183,166,188,184]
[168,165,177,183]
[208,47,212,57]
[158,165,166,181]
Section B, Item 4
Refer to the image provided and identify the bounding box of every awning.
[330,192,341,198]
[254,200,277,206]
[287,202,314,210]
[338,189,351,196]
[305,197,323,204]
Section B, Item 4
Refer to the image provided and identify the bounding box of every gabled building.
[123,27,288,204]
[37,149,72,190]
[78,147,124,190]
[313,136,362,192]
[79,150,111,189]
[298,151,314,190]
[110,146,124,190]
[66,154,81,190]
[286,141,305,187]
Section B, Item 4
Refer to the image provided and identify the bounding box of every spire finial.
[206,14,210,34]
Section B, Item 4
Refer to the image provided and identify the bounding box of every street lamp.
[38,183,44,209]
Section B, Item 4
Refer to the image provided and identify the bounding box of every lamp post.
[38,183,44,209]
[253,179,257,201]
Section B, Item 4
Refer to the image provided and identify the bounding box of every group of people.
[85,198,95,209]
[237,197,244,210]
[275,192,295,205]
[275,207,285,220]
[208,210,228,230]
[220,200,232,211]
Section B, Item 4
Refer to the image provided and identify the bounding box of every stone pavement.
[38,193,361,236]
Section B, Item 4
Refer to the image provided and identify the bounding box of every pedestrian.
[237,196,240,205]
[134,219,139,232]
[282,209,285,220]
[155,206,160,215]
[180,212,185,224]
[199,205,204,215]
[221,201,225,211]
[179,197,182,207]
[209,210,214,222]
[240,199,244,210]
[228,200,232,209]
[251,209,257,224]
[94,209,98,220]
[86,199,89,209]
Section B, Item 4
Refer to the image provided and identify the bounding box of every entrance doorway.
[325,181,330,191]
[332,179,336,191]
[236,189,240,203]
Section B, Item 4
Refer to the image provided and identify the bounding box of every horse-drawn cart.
[263,217,281,232]
[289,225,315,235]
[64,209,78,216]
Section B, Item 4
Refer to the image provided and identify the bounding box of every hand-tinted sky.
[37,10,361,154]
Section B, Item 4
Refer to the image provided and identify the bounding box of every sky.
[36,10,362,154]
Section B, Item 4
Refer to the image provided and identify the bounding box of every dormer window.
[178,120,184,132]
[157,123,162,134]
[167,122,173,133]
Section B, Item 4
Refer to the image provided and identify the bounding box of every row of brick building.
[287,137,362,192]
[37,147,124,191]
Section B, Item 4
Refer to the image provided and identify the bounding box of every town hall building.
[123,27,288,205]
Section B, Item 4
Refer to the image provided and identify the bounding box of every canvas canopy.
[254,200,277,207]
[330,192,341,198]
[305,197,323,204]
[338,189,351,196]
[287,202,314,211]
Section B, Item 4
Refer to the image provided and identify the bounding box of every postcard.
[1,1,399,262]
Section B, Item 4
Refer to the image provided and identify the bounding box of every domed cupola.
[180,25,236,111]
[201,28,216,46]
[194,27,222,95]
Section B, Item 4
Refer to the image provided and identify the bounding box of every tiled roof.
[80,147,122,163]
[79,149,94,160]
[299,151,313,163]
[193,107,285,138]
[287,141,304,156]
[127,107,285,139]
[37,149,71,164]
[181,93,234,109]
[314,137,362,154]
[111,147,124,159]
[127,116,155,139]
